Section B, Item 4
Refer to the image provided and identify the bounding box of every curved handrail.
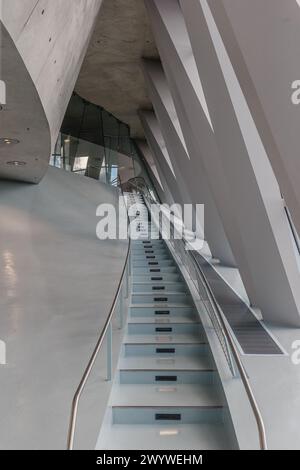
[141,192,267,450]
[67,182,131,450]
[188,248,267,450]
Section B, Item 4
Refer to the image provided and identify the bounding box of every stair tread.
[130,303,193,308]
[128,317,199,324]
[119,355,213,371]
[96,423,233,450]
[110,384,223,408]
[124,333,204,344]
[132,281,185,285]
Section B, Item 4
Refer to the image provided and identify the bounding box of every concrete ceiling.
[75,0,159,139]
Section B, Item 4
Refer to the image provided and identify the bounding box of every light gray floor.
[0,167,128,450]
[202,261,300,449]
[243,325,300,450]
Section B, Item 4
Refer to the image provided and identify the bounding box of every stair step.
[112,406,223,425]
[133,259,175,267]
[127,323,203,335]
[119,369,215,385]
[119,354,213,371]
[132,282,187,293]
[124,332,203,344]
[128,316,198,324]
[131,293,192,304]
[111,384,223,408]
[130,305,196,317]
[96,423,234,450]
[133,266,179,274]
[124,343,208,357]
[133,240,164,245]
[132,247,168,253]
[132,274,182,282]
[132,255,171,261]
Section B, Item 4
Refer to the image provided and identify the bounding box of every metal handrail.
[187,247,267,450]
[67,182,131,450]
[141,193,267,450]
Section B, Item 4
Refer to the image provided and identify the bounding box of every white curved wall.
[0,0,102,183]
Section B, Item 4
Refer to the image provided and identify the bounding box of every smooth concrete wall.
[0,166,128,449]
[0,0,102,182]
[146,0,300,326]
[0,21,51,183]
[208,0,300,240]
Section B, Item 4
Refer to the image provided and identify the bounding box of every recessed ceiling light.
[6,161,27,166]
[0,138,20,146]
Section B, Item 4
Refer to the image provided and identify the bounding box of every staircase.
[96,193,237,450]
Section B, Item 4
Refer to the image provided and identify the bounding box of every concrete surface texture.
[75,0,159,138]
[0,0,102,182]
[0,21,50,183]
[0,167,128,449]
[208,0,300,242]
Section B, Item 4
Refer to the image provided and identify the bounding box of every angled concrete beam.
[142,58,235,266]
[146,0,300,325]
[179,0,300,326]
[135,139,172,205]
[139,110,182,203]
[207,0,300,240]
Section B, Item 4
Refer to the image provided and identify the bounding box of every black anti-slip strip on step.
[155,414,181,421]
[195,253,284,355]
[155,376,178,382]
[156,348,176,354]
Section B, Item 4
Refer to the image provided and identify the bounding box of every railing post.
[118,286,124,330]
[106,323,113,382]
[128,251,132,277]
[125,262,130,299]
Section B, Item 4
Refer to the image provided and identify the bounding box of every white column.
[207,0,300,239]
[135,139,173,205]
[139,110,188,213]
[143,59,235,266]
[146,0,300,326]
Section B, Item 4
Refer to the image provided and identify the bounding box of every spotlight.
[6,161,27,166]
